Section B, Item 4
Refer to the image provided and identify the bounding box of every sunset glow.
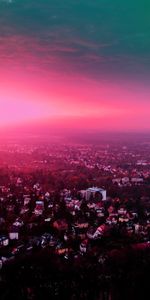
[0,0,150,132]
[1,1,150,296]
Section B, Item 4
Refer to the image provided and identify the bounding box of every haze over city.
[0,0,150,133]
[1,2,150,300]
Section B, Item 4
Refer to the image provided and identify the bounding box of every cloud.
[0,0,149,83]
[0,0,14,4]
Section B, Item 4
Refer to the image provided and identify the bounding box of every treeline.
[1,246,150,300]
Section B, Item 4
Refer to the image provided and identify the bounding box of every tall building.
[85,187,107,201]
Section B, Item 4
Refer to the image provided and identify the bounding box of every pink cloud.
[0,35,150,132]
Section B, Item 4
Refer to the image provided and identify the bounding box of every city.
[1,135,150,299]
[0,0,150,299]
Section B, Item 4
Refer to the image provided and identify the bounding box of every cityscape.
[1,135,150,299]
[0,0,150,300]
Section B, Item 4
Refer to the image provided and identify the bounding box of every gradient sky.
[0,0,150,132]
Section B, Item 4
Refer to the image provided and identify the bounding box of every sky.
[0,0,150,133]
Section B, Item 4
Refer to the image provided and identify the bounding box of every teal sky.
[0,0,149,80]
[0,0,150,132]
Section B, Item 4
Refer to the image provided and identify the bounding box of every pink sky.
[0,34,150,133]
[0,1,149,133]
[1,67,150,132]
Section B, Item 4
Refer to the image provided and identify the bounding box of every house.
[131,178,144,184]
[80,239,88,253]
[118,207,127,215]
[55,242,70,255]
[85,187,107,201]
[23,195,31,206]
[87,224,109,240]
[0,236,9,247]
[122,177,130,184]
[9,225,20,240]
[112,178,121,184]
[34,201,44,215]
[53,219,68,231]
